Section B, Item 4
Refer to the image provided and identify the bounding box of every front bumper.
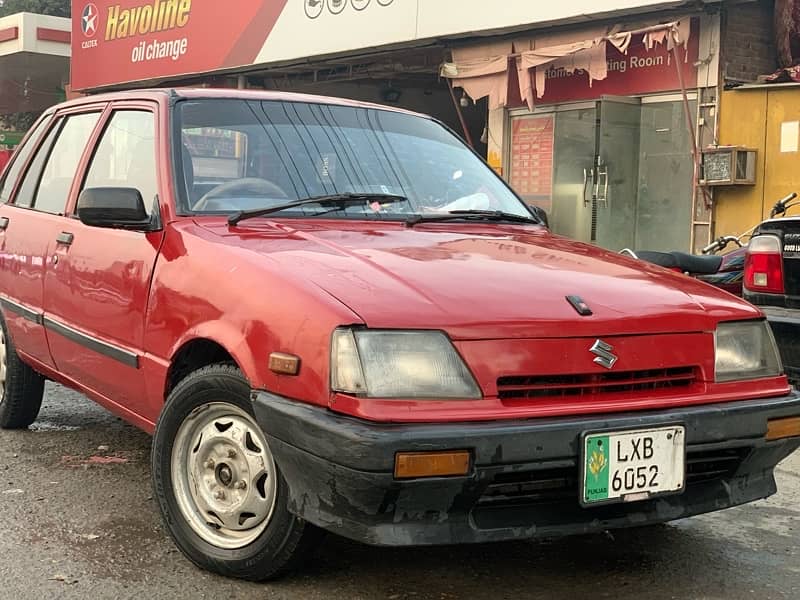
[252,391,800,546]
[762,306,800,383]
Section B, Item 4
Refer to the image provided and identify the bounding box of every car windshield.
[176,99,533,220]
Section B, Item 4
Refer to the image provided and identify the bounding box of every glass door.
[550,107,595,242]
[635,100,695,252]
[510,97,694,251]
[594,96,641,251]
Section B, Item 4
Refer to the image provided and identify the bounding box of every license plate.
[581,425,685,506]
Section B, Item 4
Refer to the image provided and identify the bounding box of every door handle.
[56,232,74,246]
[0,217,8,231]
[597,165,609,209]
[582,168,591,207]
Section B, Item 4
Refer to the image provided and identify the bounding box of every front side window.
[29,112,101,214]
[0,117,49,204]
[176,99,531,220]
[83,110,158,214]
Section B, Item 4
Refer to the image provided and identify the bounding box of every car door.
[0,110,102,370]
[42,103,166,410]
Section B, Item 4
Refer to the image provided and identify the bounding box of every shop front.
[508,97,695,252]
[442,16,718,253]
[508,35,700,252]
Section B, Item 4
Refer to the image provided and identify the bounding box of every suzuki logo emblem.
[590,339,618,369]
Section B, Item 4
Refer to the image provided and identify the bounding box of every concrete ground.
[0,382,797,600]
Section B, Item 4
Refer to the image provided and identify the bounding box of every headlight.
[331,329,481,399]
[715,320,782,382]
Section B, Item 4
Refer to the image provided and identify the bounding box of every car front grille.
[477,468,577,507]
[476,447,749,508]
[684,447,749,485]
[496,367,697,400]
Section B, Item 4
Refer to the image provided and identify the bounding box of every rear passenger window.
[0,117,49,204]
[83,111,158,214]
[32,112,100,214]
[15,121,64,209]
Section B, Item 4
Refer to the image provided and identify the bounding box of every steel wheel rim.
[0,328,7,404]
[171,402,278,550]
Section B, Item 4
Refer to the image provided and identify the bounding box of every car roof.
[761,217,800,225]
[47,88,427,119]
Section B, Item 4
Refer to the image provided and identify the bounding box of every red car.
[0,89,798,581]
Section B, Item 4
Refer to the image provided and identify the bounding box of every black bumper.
[762,306,800,383]
[251,391,800,547]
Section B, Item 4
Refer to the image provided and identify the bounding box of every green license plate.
[582,425,685,506]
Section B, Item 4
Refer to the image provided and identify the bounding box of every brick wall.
[723,0,777,82]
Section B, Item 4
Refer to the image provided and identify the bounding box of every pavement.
[0,382,797,600]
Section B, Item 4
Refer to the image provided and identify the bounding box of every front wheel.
[151,364,320,580]
[0,313,44,429]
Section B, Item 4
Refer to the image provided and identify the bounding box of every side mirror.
[530,205,549,228]
[77,187,155,230]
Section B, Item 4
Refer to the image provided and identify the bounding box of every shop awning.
[440,18,692,110]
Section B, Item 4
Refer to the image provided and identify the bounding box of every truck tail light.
[745,235,784,294]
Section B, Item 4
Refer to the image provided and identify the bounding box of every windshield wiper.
[405,209,542,228]
[228,193,407,226]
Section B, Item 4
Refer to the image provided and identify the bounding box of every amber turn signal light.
[268,352,300,375]
[766,416,800,441]
[394,450,471,479]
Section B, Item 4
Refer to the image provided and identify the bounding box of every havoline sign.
[72,0,290,89]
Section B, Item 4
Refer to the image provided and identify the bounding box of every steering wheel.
[193,178,288,211]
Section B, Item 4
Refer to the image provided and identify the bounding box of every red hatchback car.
[0,89,798,580]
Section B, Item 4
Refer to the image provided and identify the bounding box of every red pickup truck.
[0,89,798,581]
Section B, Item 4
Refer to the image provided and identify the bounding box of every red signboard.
[509,115,554,210]
[71,0,289,90]
[537,20,700,105]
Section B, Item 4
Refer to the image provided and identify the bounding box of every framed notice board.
[509,115,555,210]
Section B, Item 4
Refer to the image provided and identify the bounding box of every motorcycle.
[620,192,799,297]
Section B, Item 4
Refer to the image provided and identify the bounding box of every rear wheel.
[0,314,45,429]
[151,364,320,580]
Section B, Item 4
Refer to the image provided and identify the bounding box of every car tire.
[151,363,321,581]
[0,314,45,429]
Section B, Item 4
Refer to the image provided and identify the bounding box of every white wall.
[257,0,717,68]
[0,12,70,58]
[416,0,699,37]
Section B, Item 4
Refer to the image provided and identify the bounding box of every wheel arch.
[164,322,264,400]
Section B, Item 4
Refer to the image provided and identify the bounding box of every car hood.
[198,220,761,340]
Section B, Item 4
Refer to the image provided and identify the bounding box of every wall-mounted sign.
[781,121,800,153]
[535,20,699,105]
[509,115,554,210]
[72,0,406,90]
[0,131,24,151]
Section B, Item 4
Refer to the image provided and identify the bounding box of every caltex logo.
[82,3,98,37]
